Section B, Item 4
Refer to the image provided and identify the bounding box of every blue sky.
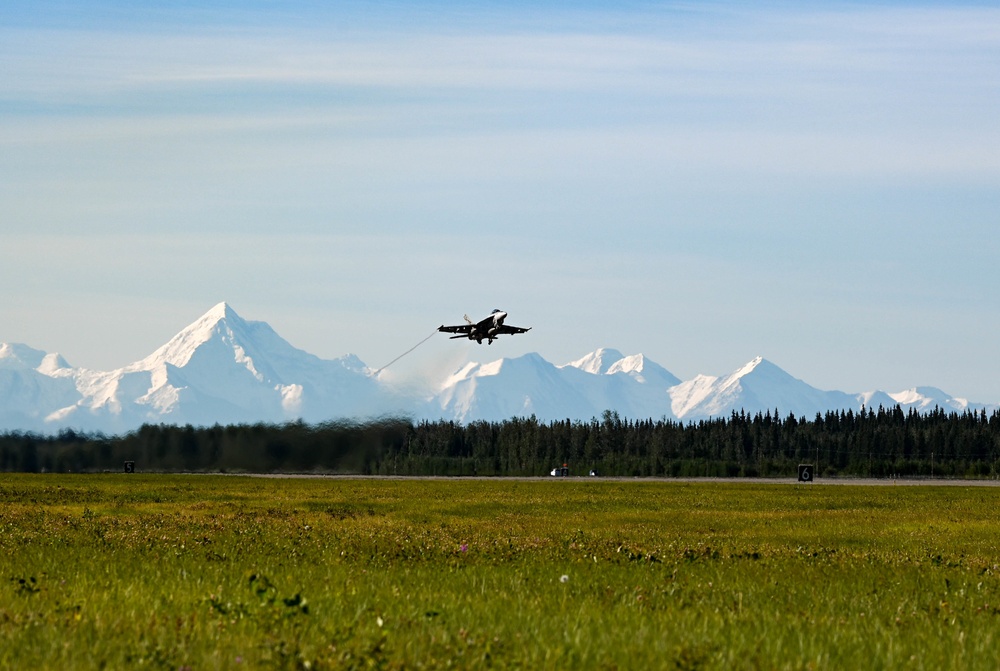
[2,1,999,401]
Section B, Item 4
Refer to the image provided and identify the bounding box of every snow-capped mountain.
[424,348,686,423]
[668,356,864,420]
[1,303,396,432]
[433,352,995,424]
[1,303,995,433]
[430,353,598,422]
[887,387,976,414]
[563,347,681,388]
[108,301,389,426]
[0,343,80,429]
[562,348,682,420]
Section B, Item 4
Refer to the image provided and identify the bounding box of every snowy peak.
[889,387,970,412]
[733,355,765,377]
[449,352,551,382]
[433,350,681,423]
[0,343,73,374]
[610,354,681,387]
[441,354,996,424]
[204,300,236,322]
[1,343,45,369]
[0,302,385,432]
[670,356,855,420]
[564,348,626,374]
[606,354,645,375]
[134,301,252,371]
[726,356,794,388]
[1,343,65,370]
[432,352,595,422]
[562,348,681,387]
[128,303,377,398]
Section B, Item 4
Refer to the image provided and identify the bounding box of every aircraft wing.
[497,324,531,335]
[438,324,474,335]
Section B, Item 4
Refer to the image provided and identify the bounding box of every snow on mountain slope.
[668,356,861,420]
[565,348,627,375]
[114,302,386,425]
[561,348,679,419]
[563,347,681,388]
[0,303,390,432]
[1,343,71,372]
[431,353,599,422]
[857,390,906,412]
[889,387,972,413]
[0,344,81,430]
[432,349,994,425]
[2,306,997,433]
[427,348,683,423]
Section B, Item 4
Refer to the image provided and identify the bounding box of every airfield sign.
[798,464,814,482]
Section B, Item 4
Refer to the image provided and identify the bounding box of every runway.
[242,473,1000,486]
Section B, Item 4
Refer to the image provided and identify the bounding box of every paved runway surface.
[245,474,1000,486]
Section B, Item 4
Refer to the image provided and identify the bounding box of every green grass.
[1,475,999,669]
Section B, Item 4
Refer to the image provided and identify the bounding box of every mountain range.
[1,302,994,434]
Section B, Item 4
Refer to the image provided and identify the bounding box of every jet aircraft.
[438,309,531,345]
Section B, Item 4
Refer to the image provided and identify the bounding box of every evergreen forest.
[2,406,999,478]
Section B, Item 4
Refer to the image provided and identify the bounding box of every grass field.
[2,474,999,669]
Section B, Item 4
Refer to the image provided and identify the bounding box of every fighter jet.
[438,309,531,345]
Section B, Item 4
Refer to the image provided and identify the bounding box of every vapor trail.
[371,329,439,377]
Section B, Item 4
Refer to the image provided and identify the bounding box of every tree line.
[2,406,999,478]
